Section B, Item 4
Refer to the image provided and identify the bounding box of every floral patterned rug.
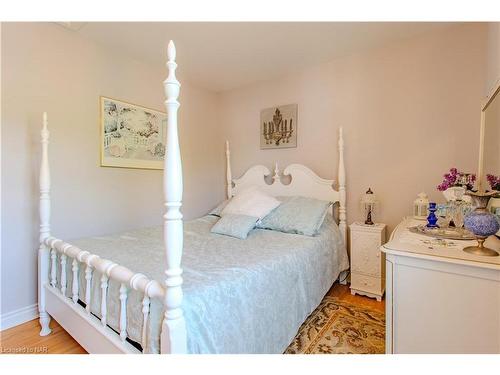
[285,297,385,354]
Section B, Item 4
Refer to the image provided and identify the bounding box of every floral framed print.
[100,96,167,169]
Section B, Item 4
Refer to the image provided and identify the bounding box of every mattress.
[57,214,348,353]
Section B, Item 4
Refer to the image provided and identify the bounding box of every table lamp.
[361,188,377,225]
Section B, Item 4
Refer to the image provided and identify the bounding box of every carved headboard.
[224,128,346,243]
[231,163,340,204]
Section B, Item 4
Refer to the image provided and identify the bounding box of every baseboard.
[0,304,39,331]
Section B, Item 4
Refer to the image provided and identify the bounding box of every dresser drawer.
[350,273,383,295]
[351,233,383,276]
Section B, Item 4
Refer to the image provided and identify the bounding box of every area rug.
[285,297,385,354]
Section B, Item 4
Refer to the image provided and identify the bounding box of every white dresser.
[382,218,500,354]
[349,222,386,301]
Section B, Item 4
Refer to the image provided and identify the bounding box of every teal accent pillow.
[256,196,332,236]
[210,214,258,239]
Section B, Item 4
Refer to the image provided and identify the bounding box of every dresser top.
[382,218,500,270]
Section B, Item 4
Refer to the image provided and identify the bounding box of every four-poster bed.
[37,41,348,354]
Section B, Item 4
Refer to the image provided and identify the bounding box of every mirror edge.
[478,79,500,192]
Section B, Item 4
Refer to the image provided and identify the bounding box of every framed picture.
[100,96,167,169]
[260,104,297,149]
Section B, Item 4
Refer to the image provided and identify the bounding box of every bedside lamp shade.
[361,188,378,225]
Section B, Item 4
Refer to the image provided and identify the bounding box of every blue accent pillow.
[256,196,332,236]
[210,214,258,239]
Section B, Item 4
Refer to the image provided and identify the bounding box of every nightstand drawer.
[350,273,383,295]
[351,233,382,276]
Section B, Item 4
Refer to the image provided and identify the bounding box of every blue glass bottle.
[426,202,439,228]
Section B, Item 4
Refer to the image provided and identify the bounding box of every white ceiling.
[72,22,455,92]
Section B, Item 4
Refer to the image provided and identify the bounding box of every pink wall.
[218,23,487,234]
[486,22,500,95]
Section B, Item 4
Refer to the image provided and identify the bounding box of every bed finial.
[42,111,48,131]
[165,40,180,105]
[167,40,176,62]
[40,111,50,240]
[272,162,280,183]
[38,111,52,336]
[338,127,347,245]
[225,140,232,199]
[161,40,187,353]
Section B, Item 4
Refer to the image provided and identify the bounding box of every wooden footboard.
[43,236,165,353]
[45,284,140,353]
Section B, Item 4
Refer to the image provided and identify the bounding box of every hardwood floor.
[327,282,385,313]
[0,283,384,354]
[0,318,86,354]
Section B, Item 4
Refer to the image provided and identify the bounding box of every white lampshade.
[361,189,377,205]
[361,188,378,225]
[361,188,377,205]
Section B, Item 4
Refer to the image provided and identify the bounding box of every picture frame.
[100,96,167,170]
[260,104,298,149]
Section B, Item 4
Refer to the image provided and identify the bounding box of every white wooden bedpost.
[38,112,52,336]
[338,127,347,245]
[160,40,187,354]
[225,140,232,199]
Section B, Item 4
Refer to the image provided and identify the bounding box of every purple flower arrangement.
[437,167,476,191]
[486,174,500,191]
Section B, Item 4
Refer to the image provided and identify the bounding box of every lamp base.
[365,209,374,225]
[463,238,499,257]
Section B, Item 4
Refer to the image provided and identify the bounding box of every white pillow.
[221,186,281,220]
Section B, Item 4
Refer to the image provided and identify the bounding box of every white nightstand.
[349,222,386,301]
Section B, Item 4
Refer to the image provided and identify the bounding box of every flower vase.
[463,191,500,257]
[442,186,472,203]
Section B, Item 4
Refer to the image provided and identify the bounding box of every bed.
[37,41,349,354]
